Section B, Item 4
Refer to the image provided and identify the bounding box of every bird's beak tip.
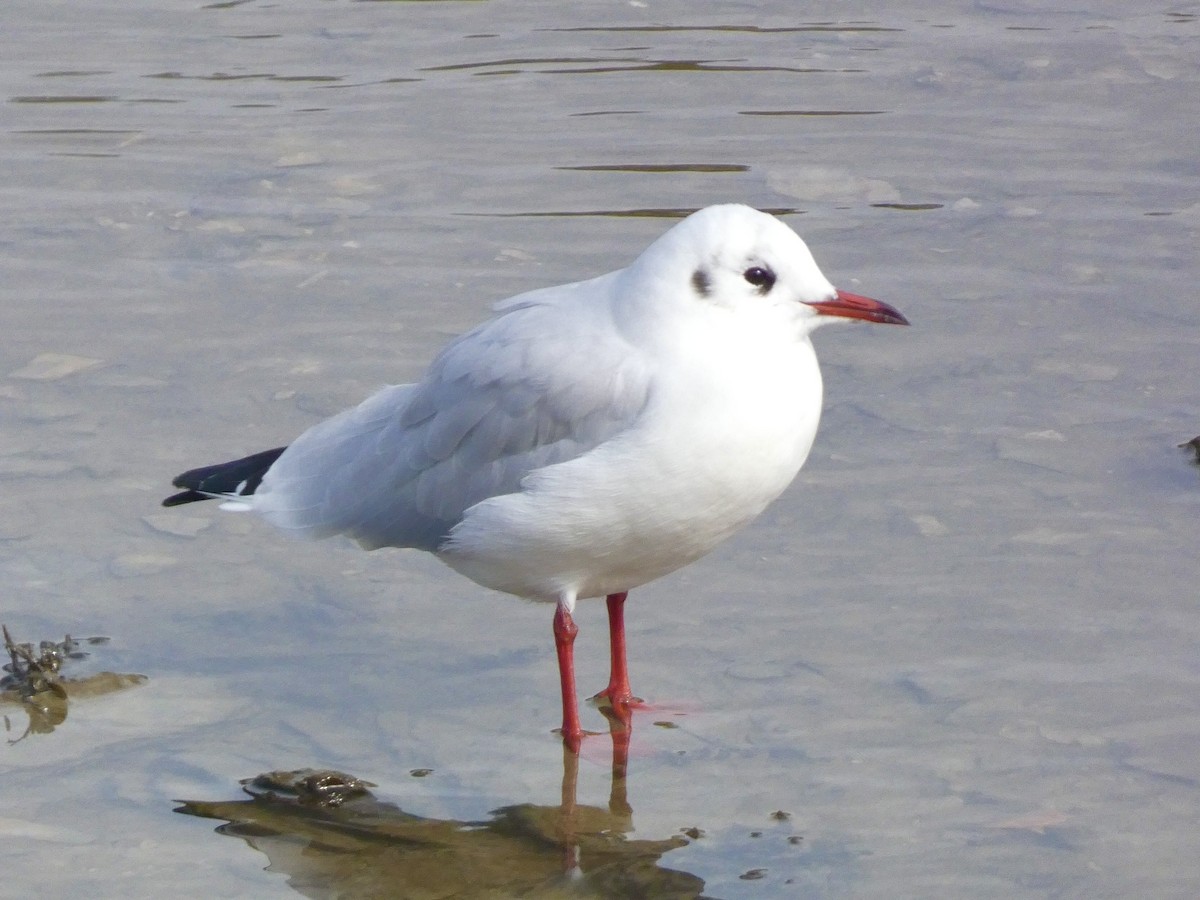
[809,290,910,326]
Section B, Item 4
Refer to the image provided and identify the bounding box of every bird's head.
[625,204,909,332]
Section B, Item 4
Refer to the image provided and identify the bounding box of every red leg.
[553,600,583,753]
[595,591,638,709]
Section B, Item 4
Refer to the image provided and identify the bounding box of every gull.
[163,204,908,751]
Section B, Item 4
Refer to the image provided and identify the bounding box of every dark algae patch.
[1,624,146,742]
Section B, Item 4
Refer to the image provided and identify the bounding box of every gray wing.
[254,281,651,551]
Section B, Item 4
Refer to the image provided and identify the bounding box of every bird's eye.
[743,266,776,292]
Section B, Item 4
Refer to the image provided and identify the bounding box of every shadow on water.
[467,206,804,220]
[176,710,713,899]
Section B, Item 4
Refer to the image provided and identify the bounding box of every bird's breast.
[440,334,823,601]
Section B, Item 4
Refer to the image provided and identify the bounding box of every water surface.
[3,1,1199,897]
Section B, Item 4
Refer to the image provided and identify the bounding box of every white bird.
[164,204,908,751]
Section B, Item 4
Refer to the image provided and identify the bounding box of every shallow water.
[3,1,1199,897]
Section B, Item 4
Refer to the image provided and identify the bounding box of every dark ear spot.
[691,268,712,297]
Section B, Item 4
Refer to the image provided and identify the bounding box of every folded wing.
[253,278,651,551]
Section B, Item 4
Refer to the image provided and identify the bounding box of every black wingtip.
[162,490,211,508]
[162,446,288,508]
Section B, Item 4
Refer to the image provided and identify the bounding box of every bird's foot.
[554,725,603,754]
[590,688,646,740]
[590,687,645,710]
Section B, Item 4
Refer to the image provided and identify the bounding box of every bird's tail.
[163,446,288,508]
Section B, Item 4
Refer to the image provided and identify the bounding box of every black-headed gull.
[164,204,908,751]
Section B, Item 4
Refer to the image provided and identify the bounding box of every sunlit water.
[3,1,1199,897]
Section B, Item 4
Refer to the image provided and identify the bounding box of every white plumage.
[166,203,908,749]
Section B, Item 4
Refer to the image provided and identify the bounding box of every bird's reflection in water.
[176,710,708,899]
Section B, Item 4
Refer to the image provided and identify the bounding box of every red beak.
[808,290,909,326]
